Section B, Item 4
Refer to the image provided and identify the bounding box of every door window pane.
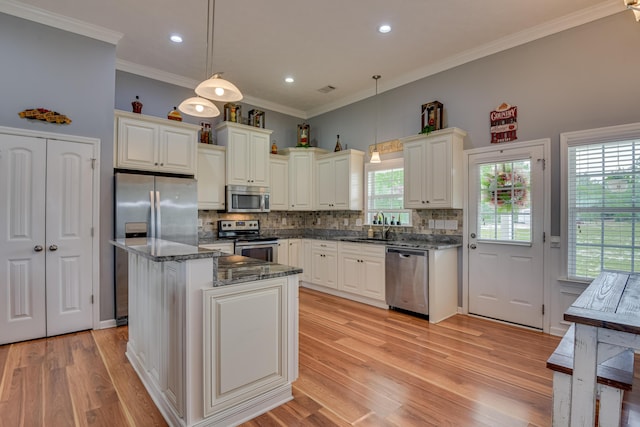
[477,160,532,242]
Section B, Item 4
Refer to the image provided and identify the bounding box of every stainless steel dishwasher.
[385,246,429,316]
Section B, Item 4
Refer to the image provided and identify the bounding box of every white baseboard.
[97,319,117,329]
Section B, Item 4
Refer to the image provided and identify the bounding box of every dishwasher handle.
[386,247,427,257]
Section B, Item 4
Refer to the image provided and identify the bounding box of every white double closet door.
[0,133,95,345]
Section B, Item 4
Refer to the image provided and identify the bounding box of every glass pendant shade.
[195,74,243,102]
[178,96,220,118]
[370,150,381,163]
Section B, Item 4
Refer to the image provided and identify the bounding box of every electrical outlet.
[445,220,458,230]
[428,219,435,228]
[316,217,321,225]
[343,218,349,226]
[281,217,287,225]
[198,218,203,227]
[355,218,363,226]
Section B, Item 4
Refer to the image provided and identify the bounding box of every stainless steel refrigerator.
[114,172,198,325]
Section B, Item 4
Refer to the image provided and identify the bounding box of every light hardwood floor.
[1,287,639,426]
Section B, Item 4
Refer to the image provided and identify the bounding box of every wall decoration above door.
[490,102,517,143]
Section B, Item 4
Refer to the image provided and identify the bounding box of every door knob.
[469,244,477,249]
[49,244,58,251]
[34,245,43,252]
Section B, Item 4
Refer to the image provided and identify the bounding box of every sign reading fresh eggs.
[490,102,517,143]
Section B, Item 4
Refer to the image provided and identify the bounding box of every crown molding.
[0,0,122,44]
[306,0,624,118]
[117,59,308,119]
[116,59,200,89]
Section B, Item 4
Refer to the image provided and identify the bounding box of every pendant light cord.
[206,0,215,79]
[373,75,381,151]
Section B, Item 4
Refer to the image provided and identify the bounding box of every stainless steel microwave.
[226,185,270,213]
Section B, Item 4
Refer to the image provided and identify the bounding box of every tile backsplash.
[198,209,462,239]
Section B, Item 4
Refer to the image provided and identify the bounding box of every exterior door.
[467,143,545,329]
[0,135,47,344]
[45,140,95,336]
[0,134,94,344]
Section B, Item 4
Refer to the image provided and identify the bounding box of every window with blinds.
[364,157,412,226]
[567,139,640,279]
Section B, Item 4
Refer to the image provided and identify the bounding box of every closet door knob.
[34,245,43,252]
[49,244,58,251]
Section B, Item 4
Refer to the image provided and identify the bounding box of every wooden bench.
[547,324,634,427]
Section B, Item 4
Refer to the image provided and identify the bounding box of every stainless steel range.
[218,220,278,263]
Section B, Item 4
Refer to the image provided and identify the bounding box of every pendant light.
[179,0,242,117]
[370,75,382,163]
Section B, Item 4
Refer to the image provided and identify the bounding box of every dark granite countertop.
[111,238,223,262]
[214,255,302,286]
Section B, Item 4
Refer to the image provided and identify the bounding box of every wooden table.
[564,271,640,426]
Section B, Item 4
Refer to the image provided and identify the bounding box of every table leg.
[570,323,598,427]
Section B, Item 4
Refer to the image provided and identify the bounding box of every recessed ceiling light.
[170,34,183,43]
[285,77,294,83]
[378,24,391,34]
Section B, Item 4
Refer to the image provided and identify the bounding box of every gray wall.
[115,71,302,148]
[309,11,640,235]
[0,13,116,321]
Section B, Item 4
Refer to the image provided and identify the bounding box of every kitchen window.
[561,124,640,280]
[365,157,412,226]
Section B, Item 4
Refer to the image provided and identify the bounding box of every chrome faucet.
[377,212,391,240]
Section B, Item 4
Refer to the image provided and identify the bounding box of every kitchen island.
[110,238,301,427]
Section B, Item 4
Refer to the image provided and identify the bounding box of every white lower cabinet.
[127,255,185,417]
[311,241,338,289]
[202,278,294,417]
[301,239,313,282]
[338,242,385,302]
[277,239,289,265]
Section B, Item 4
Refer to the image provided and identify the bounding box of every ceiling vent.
[317,85,336,94]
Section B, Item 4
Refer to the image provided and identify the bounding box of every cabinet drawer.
[339,242,385,258]
[311,240,338,251]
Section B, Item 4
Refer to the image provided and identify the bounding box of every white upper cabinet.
[115,110,198,175]
[269,154,289,211]
[216,122,272,187]
[316,149,364,210]
[197,144,226,210]
[402,127,466,209]
[281,147,327,211]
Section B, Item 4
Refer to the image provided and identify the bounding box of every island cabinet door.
[203,278,289,417]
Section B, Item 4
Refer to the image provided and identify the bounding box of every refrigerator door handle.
[155,191,162,239]
[149,190,156,239]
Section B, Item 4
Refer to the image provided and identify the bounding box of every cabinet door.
[332,156,351,209]
[277,239,289,266]
[197,145,226,210]
[226,128,251,185]
[310,249,325,285]
[159,126,197,174]
[117,117,159,170]
[425,137,452,208]
[249,132,270,186]
[301,240,313,282]
[404,142,426,208]
[316,158,334,210]
[269,157,289,210]
[289,153,314,210]
[324,250,338,289]
[339,254,361,294]
[361,256,386,301]
[288,239,301,269]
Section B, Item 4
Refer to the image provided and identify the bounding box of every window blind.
[567,139,639,279]
[364,158,411,226]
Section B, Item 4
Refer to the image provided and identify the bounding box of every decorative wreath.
[482,170,528,208]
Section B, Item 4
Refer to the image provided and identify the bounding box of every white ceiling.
[8,0,626,118]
